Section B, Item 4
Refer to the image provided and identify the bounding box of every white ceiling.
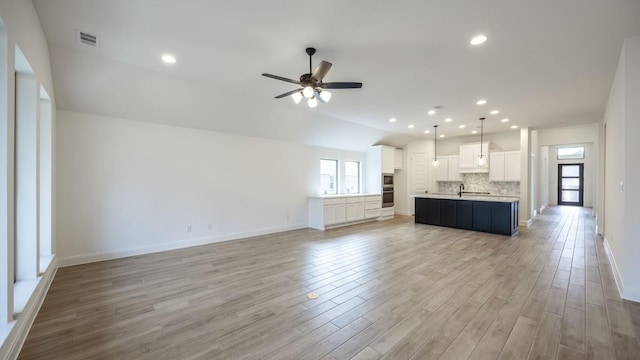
[33,0,640,151]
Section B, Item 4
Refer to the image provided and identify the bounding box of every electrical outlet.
[187,225,192,232]
[208,223,213,231]
[286,215,290,222]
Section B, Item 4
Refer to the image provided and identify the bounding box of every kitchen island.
[413,194,519,236]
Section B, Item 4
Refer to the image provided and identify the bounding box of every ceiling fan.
[262,47,363,107]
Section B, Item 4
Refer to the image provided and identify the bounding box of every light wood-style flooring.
[20,206,640,359]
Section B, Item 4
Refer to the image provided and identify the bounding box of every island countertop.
[411,193,519,203]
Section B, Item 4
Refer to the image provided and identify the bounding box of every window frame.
[319,158,339,195]
[557,146,585,160]
[343,160,361,194]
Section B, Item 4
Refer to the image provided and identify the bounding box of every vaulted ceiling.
[33,0,640,151]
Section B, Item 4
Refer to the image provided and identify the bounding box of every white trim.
[602,237,640,302]
[603,237,625,300]
[394,210,412,216]
[58,223,307,267]
[518,219,533,227]
[0,256,57,360]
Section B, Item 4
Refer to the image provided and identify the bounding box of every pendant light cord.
[479,117,484,158]
[434,125,438,161]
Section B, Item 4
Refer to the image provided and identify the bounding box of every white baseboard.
[603,237,626,300]
[518,219,533,227]
[394,210,412,216]
[58,223,308,267]
[0,257,57,360]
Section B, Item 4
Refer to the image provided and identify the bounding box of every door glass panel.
[561,190,579,202]
[562,178,580,190]
[562,165,580,177]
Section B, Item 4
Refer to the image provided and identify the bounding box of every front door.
[558,164,584,206]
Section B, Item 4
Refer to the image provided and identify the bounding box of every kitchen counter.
[412,193,519,203]
[414,195,519,236]
[309,193,381,199]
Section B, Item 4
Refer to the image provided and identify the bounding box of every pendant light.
[432,125,440,167]
[476,117,487,166]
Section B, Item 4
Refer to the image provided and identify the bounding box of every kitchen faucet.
[458,183,465,197]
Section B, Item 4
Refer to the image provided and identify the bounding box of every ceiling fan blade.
[274,88,303,99]
[321,82,363,89]
[311,61,332,81]
[262,73,302,85]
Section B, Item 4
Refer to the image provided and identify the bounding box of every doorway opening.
[558,164,584,206]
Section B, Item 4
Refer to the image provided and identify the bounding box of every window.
[320,159,338,194]
[344,161,360,194]
[557,146,584,160]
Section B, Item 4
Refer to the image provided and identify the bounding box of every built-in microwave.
[382,174,394,186]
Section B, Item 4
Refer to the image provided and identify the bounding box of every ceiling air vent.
[76,30,99,47]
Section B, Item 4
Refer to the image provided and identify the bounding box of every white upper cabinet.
[436,155,461,181]
[381,146,395,174]
[436,157,449,181]
[448,155,461,181]
[489,152,505,181]
[504,151,521,181]
[489,150,520,182]
[394,148,404,170]
[459,143,490,173]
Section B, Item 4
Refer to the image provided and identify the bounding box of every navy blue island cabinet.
[414,197,519,236]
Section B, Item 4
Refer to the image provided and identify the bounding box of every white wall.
[56,110,366,264]
[603,35,640,302]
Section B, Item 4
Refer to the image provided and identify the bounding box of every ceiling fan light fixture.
[319,90,332,102]
[302,86,314,98]
[308,97,318,108]
[291,92,303,104]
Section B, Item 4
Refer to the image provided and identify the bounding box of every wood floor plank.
[498,316,538,360]
[18,207,640,360]
[528,312,563,360]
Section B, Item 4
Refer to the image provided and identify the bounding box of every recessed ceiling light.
[439,134,445,138]
[161,54,176,64]
[389,118,397,123]
[408,124,414,129]
[459,125,466,129]
[424,130,431,134]
[470,34,488,45]
[490,110,499,115]
[476,99,487,105]
[511,125,518,129]
[501,118,510,123]
[428,110,436,115]
[472,130,478,134]
[444,118,452,123]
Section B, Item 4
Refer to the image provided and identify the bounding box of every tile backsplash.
[438,173,520,195]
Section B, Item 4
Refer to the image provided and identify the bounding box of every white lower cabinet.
[324,204,346,225]
[346,197,365,222]
[309,195,382,230]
